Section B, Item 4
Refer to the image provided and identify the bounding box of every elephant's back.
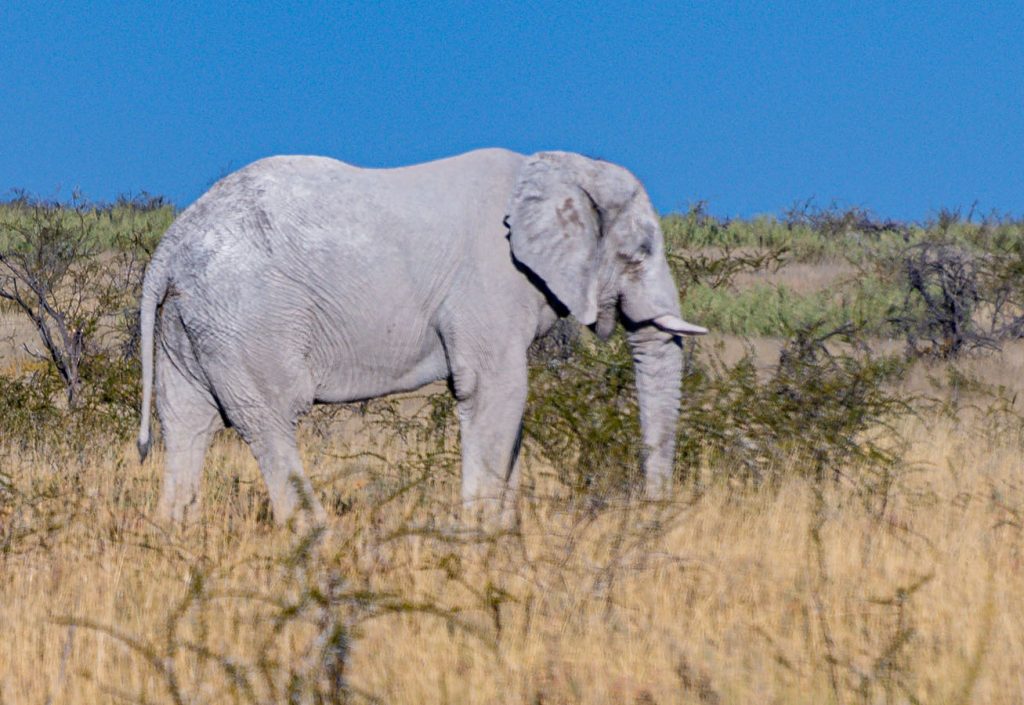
[151,147,526,331]
[165,147,524,246]
[242,148,525,223]
[239,148,525,217]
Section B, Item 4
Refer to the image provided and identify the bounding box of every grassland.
[3,199,1024,703]
[3,393,1024,703]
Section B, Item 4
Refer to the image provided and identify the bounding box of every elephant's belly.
[311,338,450,403]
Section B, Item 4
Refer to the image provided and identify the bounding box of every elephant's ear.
[506,153,602,326]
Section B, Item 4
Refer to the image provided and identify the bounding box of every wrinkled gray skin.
[138,149,707,525]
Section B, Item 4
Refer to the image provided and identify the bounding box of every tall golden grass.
[2,407,1022,704]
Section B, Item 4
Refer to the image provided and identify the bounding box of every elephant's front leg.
[453,353,528,522]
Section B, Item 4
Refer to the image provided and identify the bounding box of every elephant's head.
[506,151,707,496]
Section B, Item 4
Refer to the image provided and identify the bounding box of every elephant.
[137,148,707,525]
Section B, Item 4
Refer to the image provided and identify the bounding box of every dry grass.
[732,260,858,295]
[2,408,1022,705]
[0,310,40,375]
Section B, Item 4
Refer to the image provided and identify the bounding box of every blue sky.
[1,2,1021,220]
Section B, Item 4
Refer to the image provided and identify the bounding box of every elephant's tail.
[137,246,172,462]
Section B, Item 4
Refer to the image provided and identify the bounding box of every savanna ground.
[2,197,1024,703]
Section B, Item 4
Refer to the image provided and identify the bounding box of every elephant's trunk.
[628,324,683,498]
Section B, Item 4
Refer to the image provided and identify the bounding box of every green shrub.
[524,334,644,495]
[0,368,64,449]
[661,202,1024,267]
[676,324,908,489]
[0,192,158,451]
[0,352,140,453]
[0,191,172,251]
[680,277,904,337]
[524,322,909,500]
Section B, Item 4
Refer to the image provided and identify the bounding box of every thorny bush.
[0,192,165,444]
[524,320,910,501]
[885,239,1024,359]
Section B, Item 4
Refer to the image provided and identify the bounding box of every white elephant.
[137,149,706,524]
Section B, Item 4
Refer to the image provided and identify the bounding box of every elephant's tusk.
[652,314,708,336]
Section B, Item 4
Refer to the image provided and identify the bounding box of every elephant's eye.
[623,239,652,264]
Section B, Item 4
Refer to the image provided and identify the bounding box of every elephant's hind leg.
[247,424,325,527]
[155,350,223,524]
[202,353,325,527]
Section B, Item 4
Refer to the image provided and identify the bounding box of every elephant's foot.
[155,487,203,528]
[461,491,519,534]
[269,472,327,533]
